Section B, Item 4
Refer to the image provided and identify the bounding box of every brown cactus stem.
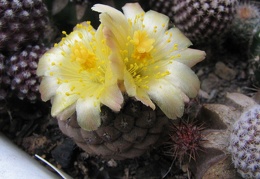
[58,99,170,160]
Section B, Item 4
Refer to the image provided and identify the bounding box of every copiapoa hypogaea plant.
[37,3,206,131]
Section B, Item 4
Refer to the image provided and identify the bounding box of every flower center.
[131,30,155,61]
[70,41,96,71]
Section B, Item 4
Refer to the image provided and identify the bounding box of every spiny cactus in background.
[0,0,49,54]
[149,0,237,44]
[167,120,205,162]
[173,0,238,43]
[6,44,49,102]
[229,1,260,53]
[0,53,11,101]
[229,105,260,179]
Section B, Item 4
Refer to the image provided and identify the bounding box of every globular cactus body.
[173,0,237,43]
[149,0,237,43]
[0,0,49,53]
[6,44,49,102]
[58,99,169,160]
[229,105,260,179]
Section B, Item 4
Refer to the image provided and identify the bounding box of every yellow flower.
[37,22,123,131]
[92,3,206,119]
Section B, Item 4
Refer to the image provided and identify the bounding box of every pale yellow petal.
[92,4,128,32]
[39,77,59,101]
[76,98,101,131]
[102,26,116,50]
[166,28,192,49]
[56,103,76,121]
[51,93,78,117]
[109,49,124,80]
[51,83,80,116]
[37,55,49,76]
[143,10,169,36]
[72,22,97,46]
[175,48,206,67]
[37,49,58,76]
[122,3,144,21]
[37,47,67,76]
[92,4,123,16]
[165,61,200,98]
[148,80,185,119]
[135,88,155,109]
[92,4,130,51]
[152,28,192,61]
[100,84,123,112]
[124,70,137,97]
[103,62,124,108]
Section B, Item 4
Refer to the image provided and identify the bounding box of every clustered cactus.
[149,0,238,43]
[6,44,49,102]
[173,0,237,42]
[229,105,260,178]
[0,0,50,104]
[0,0,49,54]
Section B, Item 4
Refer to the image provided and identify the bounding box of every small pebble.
[214,62,237,80]
[107,159,118,167]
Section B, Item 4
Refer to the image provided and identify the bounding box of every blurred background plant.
[44,0,143,32]
[227,0,260,56]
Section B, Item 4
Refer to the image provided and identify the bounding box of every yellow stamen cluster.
[70,41,97,71]
[123,16,174,90]
[131,30,155,61]
[46,22,110,100]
